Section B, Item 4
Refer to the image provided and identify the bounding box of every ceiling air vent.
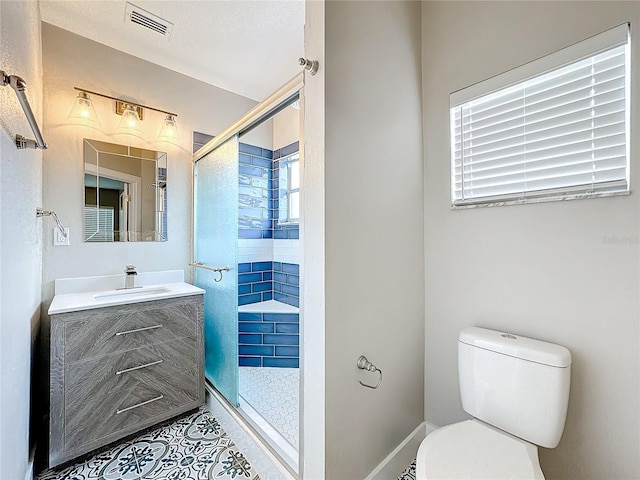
[125,3,173,38]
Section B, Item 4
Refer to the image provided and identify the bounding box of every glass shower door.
[194,136,239,406]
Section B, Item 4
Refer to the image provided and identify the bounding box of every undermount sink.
[93,286,170,300]
[49,273,206,315]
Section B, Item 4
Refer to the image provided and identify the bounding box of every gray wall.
[422,2,640,479]
[41,23,265,308]
[324,2,424,478]
[0,2,43,478]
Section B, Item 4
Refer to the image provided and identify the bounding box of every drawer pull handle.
[116,395,163,414]
[114,324,163,336]
[115,359,163,375]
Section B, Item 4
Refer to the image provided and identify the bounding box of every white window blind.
[451,24,630,207]
[84,206,114,242]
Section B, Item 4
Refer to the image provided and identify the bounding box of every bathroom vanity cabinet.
[48,293,204,467]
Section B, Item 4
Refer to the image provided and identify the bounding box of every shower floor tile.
[238,367,299,450]
[37,407,260,480]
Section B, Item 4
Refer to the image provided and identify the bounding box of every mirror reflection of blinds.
[450,24,629,207]
[84,206,115,242]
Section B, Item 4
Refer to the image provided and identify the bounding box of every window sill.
[452,190,631,210]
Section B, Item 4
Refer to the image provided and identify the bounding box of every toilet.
[416,327,572,479]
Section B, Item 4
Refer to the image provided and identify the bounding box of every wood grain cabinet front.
[49,294,204,468]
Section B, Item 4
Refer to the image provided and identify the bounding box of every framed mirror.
[83,139,167,242]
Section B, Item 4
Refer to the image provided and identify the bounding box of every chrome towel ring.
[357,355,383,389]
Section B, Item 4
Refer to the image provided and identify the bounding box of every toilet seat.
[416,420,545,480]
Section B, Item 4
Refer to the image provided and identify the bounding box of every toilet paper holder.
[357,355,383,389]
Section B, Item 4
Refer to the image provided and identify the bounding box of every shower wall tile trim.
[273,141,300,160]
[238,311,299,368]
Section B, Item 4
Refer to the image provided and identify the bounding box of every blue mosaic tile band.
[238,311,299,368]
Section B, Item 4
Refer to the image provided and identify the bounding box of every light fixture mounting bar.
[73,87,177,117]
[115,101,144,120]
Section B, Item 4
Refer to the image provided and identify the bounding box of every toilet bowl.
[416,420,544,480]
[415,327,571,480]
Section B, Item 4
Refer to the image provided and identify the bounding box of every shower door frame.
[191,72,305,478]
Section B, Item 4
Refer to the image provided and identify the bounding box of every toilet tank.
[458,327,571,448]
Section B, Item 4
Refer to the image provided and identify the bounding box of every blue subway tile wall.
[238,141,299,239]
[272,262,299,307]
[237,141,300,368]
[238,262,273,305]
[239,143,274,239]
[238,312,299,368]
[238,262,299,308]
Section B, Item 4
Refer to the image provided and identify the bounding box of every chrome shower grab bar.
[1,70,47,150]
[189,262,230,282]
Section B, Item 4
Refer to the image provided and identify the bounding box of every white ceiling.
[40,0,305,101]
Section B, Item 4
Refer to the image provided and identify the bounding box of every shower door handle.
[189,262,230,282]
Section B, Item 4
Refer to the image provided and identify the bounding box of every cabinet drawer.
[64,378,198,451]
[48,294,204,468]
[63,301,198,362]
[65,336,198,402]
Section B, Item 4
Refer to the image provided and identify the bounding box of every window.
[450,24,630,208]
[278,153,300,224]
[84,206,114,242]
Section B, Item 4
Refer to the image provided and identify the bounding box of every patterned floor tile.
[238,367,299,449]
[398,460,416,480]
[37,407,260,480]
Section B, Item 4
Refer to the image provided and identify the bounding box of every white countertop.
[49,281,205,315]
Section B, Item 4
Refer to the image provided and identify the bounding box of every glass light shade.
[158,114,180,141]
[118,104,142,132]
[68,92,100,125]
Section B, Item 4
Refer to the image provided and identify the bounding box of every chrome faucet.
[124,265,137,289]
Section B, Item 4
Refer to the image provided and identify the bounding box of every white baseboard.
[425,421,438,436]
[364,422,428,480]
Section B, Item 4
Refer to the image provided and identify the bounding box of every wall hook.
[36,207,67,239]
[357,355,383,389]
[298,57,319,76]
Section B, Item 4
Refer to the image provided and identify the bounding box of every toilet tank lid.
[459,327,572,367]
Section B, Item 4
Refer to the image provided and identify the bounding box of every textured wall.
[0,2,43,478]
[41,23,261,308]
[422,2,640,479]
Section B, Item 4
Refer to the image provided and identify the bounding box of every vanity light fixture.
[68,91,100,125]
[158,114,180,140]
[71,87,179,140]
[117,103,143,132]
